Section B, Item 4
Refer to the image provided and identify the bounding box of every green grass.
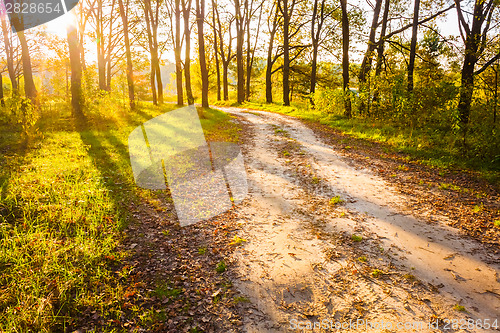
[351,234,363,242]
[234,101,500,186]
[0,99,240,331]
[371,269,384,278]
[215,260,227,273]
[152,281,182,301]
[329,195,344,205]
[438,182,462,191]
[229,235,247,246]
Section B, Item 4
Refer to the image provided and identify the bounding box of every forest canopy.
[0,0,499,169]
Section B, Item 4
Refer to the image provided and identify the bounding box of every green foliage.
[0,96,241,331]
[215,260,227,273]
[229,236,247,246]
[329,196,344,205]
[351,234,362,242]
[7,96,40,142]
[358,256,367,262]
[312,88,346,115]
[371,269,384,278]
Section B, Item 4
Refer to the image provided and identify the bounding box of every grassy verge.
[221,100,499,185]
[0,101,240,331]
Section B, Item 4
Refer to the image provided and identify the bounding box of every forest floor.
[206,106,500,332]
[3,102,498,332]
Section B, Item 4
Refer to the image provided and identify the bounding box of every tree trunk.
[358,0,382,84]
[282,0,290,106]
[0,72,4,107]
[155,60,163,104]
[310,0,325,102]
[17,31,37,103]
[153,5,163,105]
[245,6,251,101]
[196,0,209,108]
[212,0,221,101]
[358,0,382,114]
[407,0,420,93]
[494,64,498,124]
[340,0,351,118]
[455,0,487,128]
[96,0,106,91]
[372,0,390,109]
[223,63,229,101]
[1,18,18,95]
[66,64,69,101]
[118,0,135,109]
[183,0,195,104]
[265,25,277,103]
[67,25,83,117]
[235,0,245,104]
[175,0,184,105]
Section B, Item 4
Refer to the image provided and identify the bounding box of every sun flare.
[45,9,77,36]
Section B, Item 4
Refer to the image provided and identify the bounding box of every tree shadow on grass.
[73,113,242,332]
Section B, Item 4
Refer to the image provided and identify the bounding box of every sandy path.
[216,106,499,332]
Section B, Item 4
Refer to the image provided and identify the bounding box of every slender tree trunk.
[359,0,382,83]
[1,18,18,94]
[223,63,229,100]
[0,72,4,107]
[196,0,209,107]
[265,26,276,103]
[340,0,351,118]
[106,56,112,91]
[245,6,251,101]
[96,1,106,90]
[17,31,37,103]
[153,4,163,105]
[458,53,476,126]
[66,64,69,101]
[212,0,221,101]
[247,3,262,102]
[67,24,83,117]
[235,0,245,104]
[372,0,390,109]
[456,0,486,128]
[215,4,231,101]
[155,60,163,104]
[282,0,291,106]
[175,0,184,105]
[358,0,382,114]
[407,0,420,93]
[494,64,498,124]
[118,0,135,109]
[310,0,325,103]
[144,0,157,105]
[183,0,195,104]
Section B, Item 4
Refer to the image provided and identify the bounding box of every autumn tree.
[67,24,84,117]
[196,0,209,107]
[455,0,500,129]
[17,31,37,103]
[118,0,135,109]
[213,1,235,101]
[407,0,420,93]
[182,0,195,104]
[1,16,19,95]
[340,0,351,117]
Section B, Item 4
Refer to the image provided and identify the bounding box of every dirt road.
[216,106,500,332]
